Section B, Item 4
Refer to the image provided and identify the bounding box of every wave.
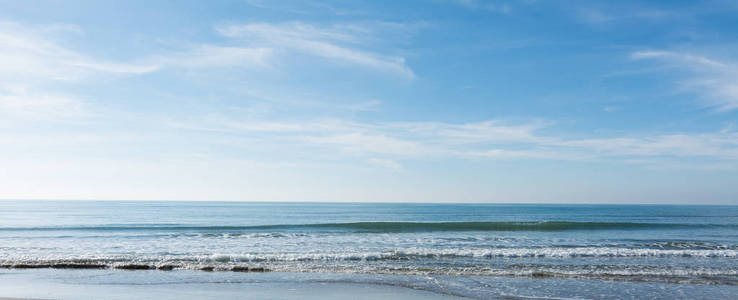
[637,241,738,250]
[3,247,738,266]
[2,257,737,285]
[0,221,729,233]
[205,247,738,260]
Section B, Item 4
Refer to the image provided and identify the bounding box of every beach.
[3,0,738,298]
[0,269,464,300]
[3,268,738,299]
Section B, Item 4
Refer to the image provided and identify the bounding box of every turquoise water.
[1,201,737,299]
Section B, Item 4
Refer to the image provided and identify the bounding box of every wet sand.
[0,269,464,300]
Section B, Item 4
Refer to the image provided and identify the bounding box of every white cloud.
[0,84,87,119]
[169,115,738,168]
[0,21,415,121]
[632,50,738,111]
[575,4,686,25]
[0,22,158,81]
[0,22,161,119]
[623,158,738,171]
[632,51,728,69]
[217,22,415,78]
[466,148,571,160]
[391,120,547,144]
[346,99,382,112]
[152,45,274,69]
[603,106,619,112]
[557,133,738,159]
[455,0,512,14]
[242,0,365,16]
[303,133,425,156]
[367,158,403,171]
[0,22,277,83]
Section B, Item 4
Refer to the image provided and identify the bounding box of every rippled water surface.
[1,201,737,299]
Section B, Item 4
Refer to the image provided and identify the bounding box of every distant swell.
[0,221,725,233]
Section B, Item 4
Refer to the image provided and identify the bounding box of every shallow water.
[1,201,737,299]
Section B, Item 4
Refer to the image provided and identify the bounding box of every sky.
[0,0,737,204]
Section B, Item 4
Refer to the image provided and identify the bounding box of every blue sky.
[0,0,737,203]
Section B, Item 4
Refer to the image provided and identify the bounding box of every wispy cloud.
[556,133,738,159]
[0,84,86,119]
[0,22,278,82]
[151,45,274,69]
[577,7,684,24]
[242,0,366,16]
[454,0,512,14]
[603,106,619,112]
[217,22,415,78]
[632,51,728,69]
[573,1,691,25]
[632,50,738,111]
[0,22,280,121]
[0,22,158,82]
[0,22,159,120]
[391,120,548,144]
[168,115,738,169]
[366,158,403,171]
[303,133,426,156]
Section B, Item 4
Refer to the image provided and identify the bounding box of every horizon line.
[0,199,735,206]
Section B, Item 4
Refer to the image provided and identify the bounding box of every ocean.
[0,201,737,299]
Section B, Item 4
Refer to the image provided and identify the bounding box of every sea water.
[0,201,737,299]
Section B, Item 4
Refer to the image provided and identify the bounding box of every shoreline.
[0,269,467,300]
[2,268,737,299]
[2,265,737,286]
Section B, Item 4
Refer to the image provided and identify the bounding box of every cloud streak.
[632,50,738,111]
[151,45,274,69]
[0,22,158,82]
[454,0,512,14]
[0,85,86,118]
[217,22,415,78]
[168,116,738,169]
